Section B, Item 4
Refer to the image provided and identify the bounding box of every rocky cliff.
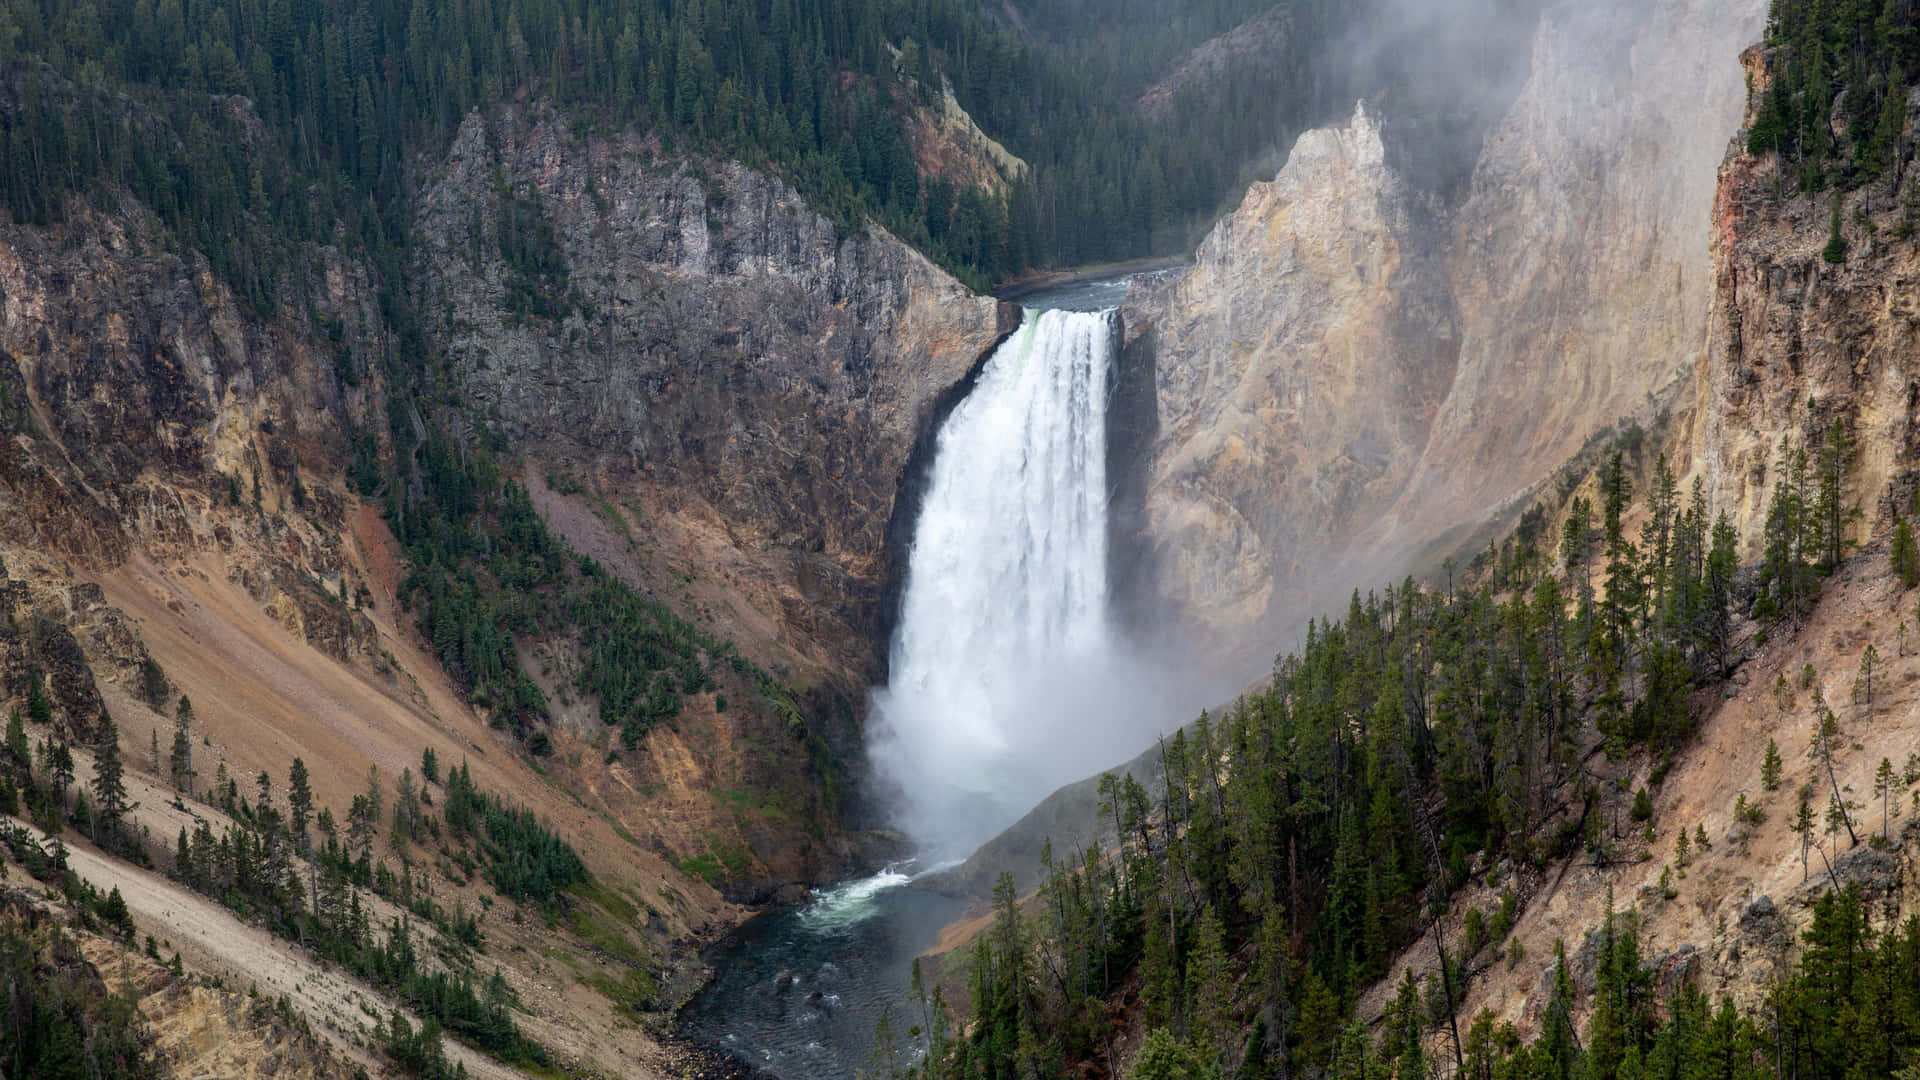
[0,87,1023,1075]
[1687,51,1920,555]
[0,190,384,699]
[414,105,1016,688]
[1120,0,1768,668]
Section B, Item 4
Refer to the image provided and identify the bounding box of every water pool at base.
[678,866,968,1079]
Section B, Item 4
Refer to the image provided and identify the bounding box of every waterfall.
[871,307,1169,857]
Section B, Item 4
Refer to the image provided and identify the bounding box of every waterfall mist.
[869,307,1183,858]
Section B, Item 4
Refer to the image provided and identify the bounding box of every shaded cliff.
[1397,0,1766,539]
[415,105,1017,689]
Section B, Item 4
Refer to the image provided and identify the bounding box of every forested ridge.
[0,0,1404,291]
[906,424,1920,1080]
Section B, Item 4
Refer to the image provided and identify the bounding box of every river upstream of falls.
[681,274,1175,1077]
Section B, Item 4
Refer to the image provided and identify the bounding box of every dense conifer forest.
[0,0,1404,290]
[1747,0,1920,197]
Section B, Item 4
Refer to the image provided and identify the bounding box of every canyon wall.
[0,88,1026,1072]
[1119,102,1450,650]
[1367,46,1920,1033]
[414,106,1016,688]
[1121,0,1768,669]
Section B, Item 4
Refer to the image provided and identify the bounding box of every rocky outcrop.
[1687,49,1920,555]
[905,81,1031,197]
[1120,0,1767,668]
[413,105,1016,682]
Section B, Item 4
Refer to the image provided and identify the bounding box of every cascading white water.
[870,306,1173,857]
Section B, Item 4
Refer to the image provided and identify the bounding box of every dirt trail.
[14,816,533,1080]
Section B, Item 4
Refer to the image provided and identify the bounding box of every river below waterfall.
[679,865,966,1078]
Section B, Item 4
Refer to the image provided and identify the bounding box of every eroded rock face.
[1122,0,1766,669]
[0,198,380,683]
[1687,49,1920,556]
[1120,102,1451,650]
[1399,0,1767,532]
[414,105,1015,680]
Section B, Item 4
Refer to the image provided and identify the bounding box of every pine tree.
[1869,69,1908,178]
[1763,738,1783,791]
[347,793,376,864]
[1794,788,1816,882]
[1185,905,1232,1066]
[1813,706,1860,847]
[27,672,52,727]
[1892,519,1920,588]
[1705,513,1740,674]
[170,708,193,795]
[138,655,169,711]
[48,739,74,812]
[1876,757,1897,840]
[1391,968,1424,1080]
[3,710,27,780]
[287,758,313,844]
[1855,643,1880,711]
[1814,418,1856,571]
[1760,440,1815,619]
[90,714,128,847]
[1541,941,1578,1080]
[365,765,384,827]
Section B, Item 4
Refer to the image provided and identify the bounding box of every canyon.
[4,0,1920,1076]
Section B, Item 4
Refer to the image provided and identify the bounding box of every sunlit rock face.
[1121,101,1447,659]
[1121,0,1767,674]
[1687,47,1920,561]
